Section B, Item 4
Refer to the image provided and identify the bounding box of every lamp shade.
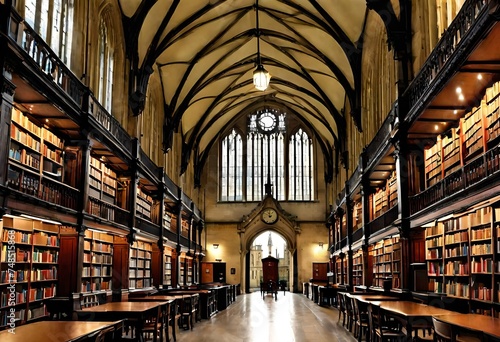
[253,64,271,91]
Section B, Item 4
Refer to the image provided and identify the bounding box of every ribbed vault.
[118,0,368,181]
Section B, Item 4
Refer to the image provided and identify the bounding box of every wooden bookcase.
[163,211,172,231]
[442,127,461,178]
[425,139,442,188]
[7,108,77,209]
[352,250,363,287]
[486,82,500,145]
[0,216,60,328]
[129,241,153,289]
[181,218,189,238]
[424,205,500,316]
[352,200,362,232]
[387,171,398,209]
[81,230,113,292]
[371,236,401,289]
[462,105,485,162]
[371,187,388,220]
[136,187,152,221]
[87,156,121,220]
[426,222,444,293]
[164,247,172,287]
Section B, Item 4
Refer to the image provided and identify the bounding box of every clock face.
[262,208,278,224]
[257,112,277,132]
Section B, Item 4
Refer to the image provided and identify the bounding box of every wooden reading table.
[346,293,400,303]
[128,296,175,342]
[76,301,168,342]
[0,320,123,342]
[434,314,500,340]
[375,301,456,341]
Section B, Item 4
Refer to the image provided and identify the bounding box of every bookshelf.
[425,139,442,188]
[426,222,444,293]
[371,187,388,220]
[87,156,120,220]
[462,105,485,161]
[486,82,500,145]
[129,241,152,289]
[181,218,189,238]
[81,230,113,293]
[163,211,172,231]
[352,200,362,232]
[136,187,152,221]
[178,253,193,285]
[424,206,500,315]
[7,108,77,209]
[371,236,401,289]
[335,257,343,284]
[0,216,60,328]
[164,247,172,287]
[388,171,398,209]
[352,249,363,287]
[442,127,461,178]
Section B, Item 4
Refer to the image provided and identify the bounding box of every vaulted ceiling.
[118,0,368,179]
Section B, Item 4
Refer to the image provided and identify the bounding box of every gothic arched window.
[219,109,313,202]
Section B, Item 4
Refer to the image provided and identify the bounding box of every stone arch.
[238,212,299,293]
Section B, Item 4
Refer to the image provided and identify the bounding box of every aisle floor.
[175,291,356,342]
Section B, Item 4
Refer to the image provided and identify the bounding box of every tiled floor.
[174,291,357,342]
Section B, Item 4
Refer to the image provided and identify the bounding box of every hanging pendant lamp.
[253,0,270,91]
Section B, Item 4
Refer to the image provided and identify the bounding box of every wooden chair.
[142,305,164,342]
[433,317,453,342]
[179,296,195,330]
[344,295,354,332]
[169,299,180,342]
[367,304,406,342]
[337,292,347,326]
[353,297,369,342]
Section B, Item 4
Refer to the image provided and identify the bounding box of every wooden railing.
[367,205,398,236]
[410,145,500,215]
[405,0,489,117]
[87,196,130,227]
[7,9,85,107]
[87,94,133,153]
[139,148,161,183]
[352,228,364,243]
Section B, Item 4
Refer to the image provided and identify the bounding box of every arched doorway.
[248,231,290,292]
[237,197,300,293]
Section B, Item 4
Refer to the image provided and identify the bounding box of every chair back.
[433,317,453,342]
[94,325,116,342]
[337,293,345,311]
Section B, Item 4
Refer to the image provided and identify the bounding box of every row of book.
[82,266,111,277]
[471,227,492,240]
[81,280,111,292]
[444,261,469,276]
[11,108,41,136]
[1,289,26,307]
[426,237,443,248]
[0,270,29,283]
[32,249,58,263]
[427,249,442,259]
[471,257,493,273]
[29,285,56,301]
[33,232,59,247]
[42,145,63,164]
[83,253,112,264]
[10,125,41,153]
[129,270,151,278]
[31,267,57,281]
[445,281,470,298]
[445,231,468,244]
[471,243,492,255]
[2,230,31,244]
[445,245,469,258]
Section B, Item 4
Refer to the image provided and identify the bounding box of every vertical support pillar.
[393,137,410,291]
[0,63,16,194]
[128,138,140,243]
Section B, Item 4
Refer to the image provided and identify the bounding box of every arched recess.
[237,196,300,293]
